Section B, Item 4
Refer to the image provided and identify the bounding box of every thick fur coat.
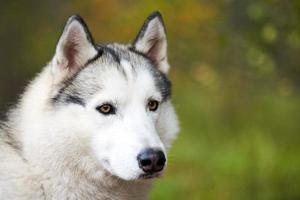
[0,12,179,200]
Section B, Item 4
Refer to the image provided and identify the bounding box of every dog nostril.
[156,158,166,166]
[137,148,166,173]
[154,150,166,171]
[156,155,166,167]
[140,159,152,166]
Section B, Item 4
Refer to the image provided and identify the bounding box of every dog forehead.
[52,44,171,106]
[98,59,159,98]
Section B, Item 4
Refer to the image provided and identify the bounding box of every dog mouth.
[101,162,163,181]
[138,172,163,180]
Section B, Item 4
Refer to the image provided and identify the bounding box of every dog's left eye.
[96,104,115,115]
[148,100,159,112]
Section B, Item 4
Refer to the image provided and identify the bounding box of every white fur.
[0,14,179,200]
[90,60,167,180]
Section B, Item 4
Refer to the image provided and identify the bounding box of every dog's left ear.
[132,11,170,74]
[52,15,98,82]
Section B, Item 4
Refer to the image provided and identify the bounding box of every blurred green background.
[1,0,300,199]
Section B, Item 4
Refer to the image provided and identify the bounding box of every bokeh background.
[1,0,300,199]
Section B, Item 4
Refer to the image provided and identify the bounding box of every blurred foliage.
[0,0,300,199]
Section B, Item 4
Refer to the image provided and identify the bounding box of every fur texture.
[0,12,179,200]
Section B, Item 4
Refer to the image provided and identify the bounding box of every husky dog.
[0,11,179,200]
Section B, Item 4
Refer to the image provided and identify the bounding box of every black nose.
[137,148,166,173]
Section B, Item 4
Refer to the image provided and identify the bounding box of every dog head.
[48,12,179,181]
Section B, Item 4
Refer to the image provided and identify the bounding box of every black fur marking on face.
[128,46,150,61]
[64,95,85,106]
[51,72,82,105]
[153,70,172,101]
[51,72,87,107]
[128,46,172,101]
[98,45,121,64]
[51,78,87,107]
[51,47,104,106]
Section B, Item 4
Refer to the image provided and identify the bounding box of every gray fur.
[52,43,171,106]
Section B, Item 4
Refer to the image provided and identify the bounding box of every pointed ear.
[52,15,98,81]
[132,11,170,74]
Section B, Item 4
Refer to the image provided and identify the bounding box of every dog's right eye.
[96,104,115,115]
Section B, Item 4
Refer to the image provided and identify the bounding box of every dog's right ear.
[51,15,98,82]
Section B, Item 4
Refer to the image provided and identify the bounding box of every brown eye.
[148,100,159,112]
[96,104,115,115]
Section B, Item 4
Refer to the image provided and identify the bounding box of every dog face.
[49,12,178,180]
